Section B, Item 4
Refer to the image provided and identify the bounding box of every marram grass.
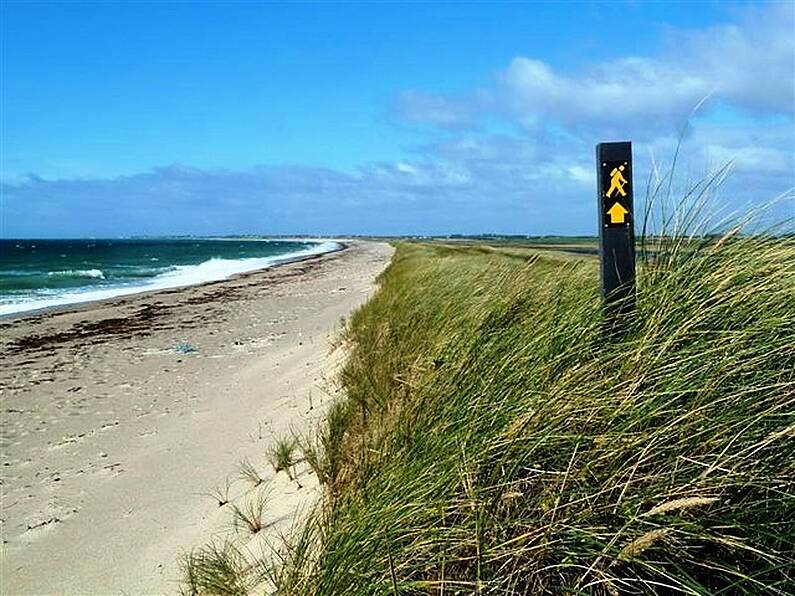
[183,225,794,594]
[273,230,795,595]
[269,435,298,479]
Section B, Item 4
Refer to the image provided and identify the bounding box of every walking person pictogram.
[606,164,628,198]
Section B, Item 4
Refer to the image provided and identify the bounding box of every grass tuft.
[296,400,353,487]
[206,478,232,508]
[238,458,264,487]
[268,435,297,479]
[231,490,268,536]
[180,541,251,596]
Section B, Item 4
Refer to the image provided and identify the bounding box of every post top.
[596,141,632,161]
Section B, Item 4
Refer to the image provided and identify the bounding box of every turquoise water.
[0,238,340,316]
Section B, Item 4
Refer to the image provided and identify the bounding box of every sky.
[1,0,793,237]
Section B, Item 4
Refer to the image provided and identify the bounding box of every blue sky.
[1,1,793,237]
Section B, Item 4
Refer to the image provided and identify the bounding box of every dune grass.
[207,478,233,508]
[265,225,794,594]
[231,489,269,536]
[180,541,254,596]
[180,194,794,593]
[268,435,298,480]
[238,459,265,488]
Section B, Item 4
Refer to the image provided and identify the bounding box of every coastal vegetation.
[239,459,266,488]
[207,479,233,509]
[268,436,298,480]
[231,491,269,536]
[183,214,794,594]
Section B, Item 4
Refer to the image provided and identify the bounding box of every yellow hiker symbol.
[606,164,628,198]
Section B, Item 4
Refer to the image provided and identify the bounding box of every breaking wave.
[47,269,106,279]
[0,241,342,317]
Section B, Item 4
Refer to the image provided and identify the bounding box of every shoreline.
[0,240,393,594]
[0,239,347,321]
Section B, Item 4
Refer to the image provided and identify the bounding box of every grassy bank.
[185,231,794,594]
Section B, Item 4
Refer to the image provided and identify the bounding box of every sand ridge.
[0,240,393,595]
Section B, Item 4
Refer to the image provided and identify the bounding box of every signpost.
[596,141,636,322]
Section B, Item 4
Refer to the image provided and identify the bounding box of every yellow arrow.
[607,202,629,224]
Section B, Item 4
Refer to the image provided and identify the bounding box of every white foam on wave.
[0,240,342,317]
[47,268,106,279]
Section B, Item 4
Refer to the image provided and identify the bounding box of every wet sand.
[0,241,393,594]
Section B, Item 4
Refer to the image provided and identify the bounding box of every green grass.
[180,541,255,596]
[268,229,794,594]
[268,435,298,480]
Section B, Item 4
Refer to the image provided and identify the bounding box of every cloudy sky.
[1,1,793,237]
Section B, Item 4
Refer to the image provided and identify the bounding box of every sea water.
[0,238,341,317]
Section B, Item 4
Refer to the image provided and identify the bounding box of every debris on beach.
[172,342,198,354]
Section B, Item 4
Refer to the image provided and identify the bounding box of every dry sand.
[0,241,393,595]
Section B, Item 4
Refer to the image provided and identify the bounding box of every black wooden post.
[596,141,636,322]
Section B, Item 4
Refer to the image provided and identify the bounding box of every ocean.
[0,238,341,317]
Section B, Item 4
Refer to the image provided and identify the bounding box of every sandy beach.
[0,241,393,595]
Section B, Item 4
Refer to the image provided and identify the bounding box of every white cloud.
[499,2,793,136]
[642,122,794,181]
[500,56,711,134]
[664,2,794,116]
[396,3,792,140]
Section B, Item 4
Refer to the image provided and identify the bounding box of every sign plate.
[600,159,632,228]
